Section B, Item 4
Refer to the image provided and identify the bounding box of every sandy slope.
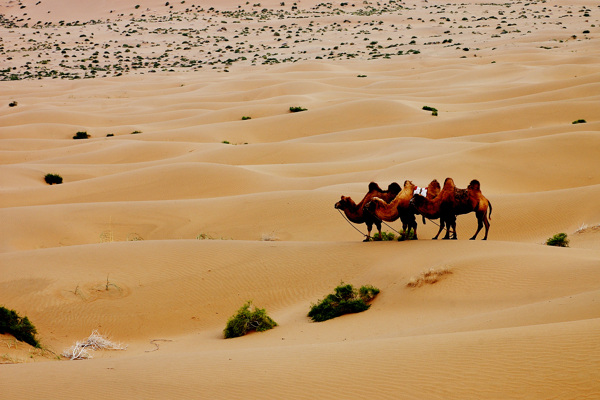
[1,0,600,398]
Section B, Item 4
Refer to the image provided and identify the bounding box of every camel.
[364,179,441,240]
[334,182,401,241]
[410,178,492,240]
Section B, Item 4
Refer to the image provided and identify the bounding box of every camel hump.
[388,182,401,194]
[443,177,455,190]
[428,179,441,191]
[468,179,481,191]
[368,182,383,192]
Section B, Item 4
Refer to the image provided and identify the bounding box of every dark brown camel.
[364,179,441,240]
[410,178,492,240]
[335,182,401,241]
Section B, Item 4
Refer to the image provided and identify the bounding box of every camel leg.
[372,221,383,241]
[443,216,456,240]
[411,220,418,240]
[432,219,444,240]
[364,221,373,242]
[470,214,483,240]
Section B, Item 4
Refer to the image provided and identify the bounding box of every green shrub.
[422,106,438,116]
[397,229,415,241]
[357,74,367,78]
[223,301,277,339]
[44,173,63,185]
[308,283,380,322]
[289,106,307,113]
[546,232,569,247]
[241,116,252,120]
[73,131,90,139]
[372,231,396,241]
[572,119,587,124]
[0,306,40,348]
[131,130,142,134]
[9,101,18,107]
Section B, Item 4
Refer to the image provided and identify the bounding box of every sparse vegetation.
[0,306,40,348]
[308,283,380,322]
[289,106,307,113]
[572,119,587,124]
[241,116,252,120]
[223,301,277,338]
[397,229,415,241]
[546,232,569,247]
[44,173,63,185]
[9,101,18,107]
[407,267,452,288]
[372,231,396,241]
[73,131,90,140]
[422,106,438,116]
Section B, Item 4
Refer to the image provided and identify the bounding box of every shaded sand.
[1,0,600,398]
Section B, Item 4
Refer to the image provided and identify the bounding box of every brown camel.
[335,182,401,241]
[410,178,492,240]
[364,179,441,240]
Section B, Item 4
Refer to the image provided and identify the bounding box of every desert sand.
[1,0,599,398]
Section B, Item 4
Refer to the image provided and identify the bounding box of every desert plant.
[546,232,569,247]
[223,301,277,338]
[9,101,18,107]
[44,173,63,185]
[372,231,396,241]
[289,106,307,113]
[308,283,380,322]
[73,131,90,139]
[422,105,438,116]
[131,130,142,134]
[572,119,587,124]
[0,306,40,348]
[241,116,252,120]
[397,229,415,241]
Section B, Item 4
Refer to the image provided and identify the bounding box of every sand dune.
[1,0,599,398]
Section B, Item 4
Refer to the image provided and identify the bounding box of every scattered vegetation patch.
[73,131,90,139]
[407,267,452,288]
[44,173,63,185]
[422,105,438,116]
[131,130,142,134]
[241,116,252,120]
[9,101,18,107]
[372,231,396,241]
[572,119,587,124]
[223,301,277,339]
[546,232,569,247]
[0,306,40,348]
[357,74,367,77]
[308,283,380,322]
[397,229,415,241]
[289,106,307,113]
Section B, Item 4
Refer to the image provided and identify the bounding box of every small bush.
[372,231,396,241]
[0,306,40,348]
[241,116,252,120]
[223,301,277,339]
[357,74,367,77]
[572,119,587,124]
[131,130,142,134]
[546,232,569,247]
[9,101,18,107]
[44,173,63,185]
[73,131,90,139]
[422,106,438,116]
[308,283,380,322]
[289,106,307,113]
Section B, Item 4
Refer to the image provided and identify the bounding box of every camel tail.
[488,201,492,220]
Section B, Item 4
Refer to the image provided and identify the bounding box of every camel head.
[364,196,385,213]
[335,196,353,210]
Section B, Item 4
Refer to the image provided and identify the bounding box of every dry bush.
[62,330,127,360]
[407,267,452,288]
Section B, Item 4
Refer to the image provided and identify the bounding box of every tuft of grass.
[223,301,277,339]
[422,105,438,116]
[73,131,90,139]
[289,106,307,113]
[546,232,569,247]
[572,119,587,124]
[241,116,252,120]
[357,74,367,77]
[9,101,18,107]
[308,282,380,322]
[131,130,142,134]
[372,231,396,241]
[44,173,63,185]
[0,307,40,348]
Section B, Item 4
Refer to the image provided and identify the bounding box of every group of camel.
[335,178,492,241]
